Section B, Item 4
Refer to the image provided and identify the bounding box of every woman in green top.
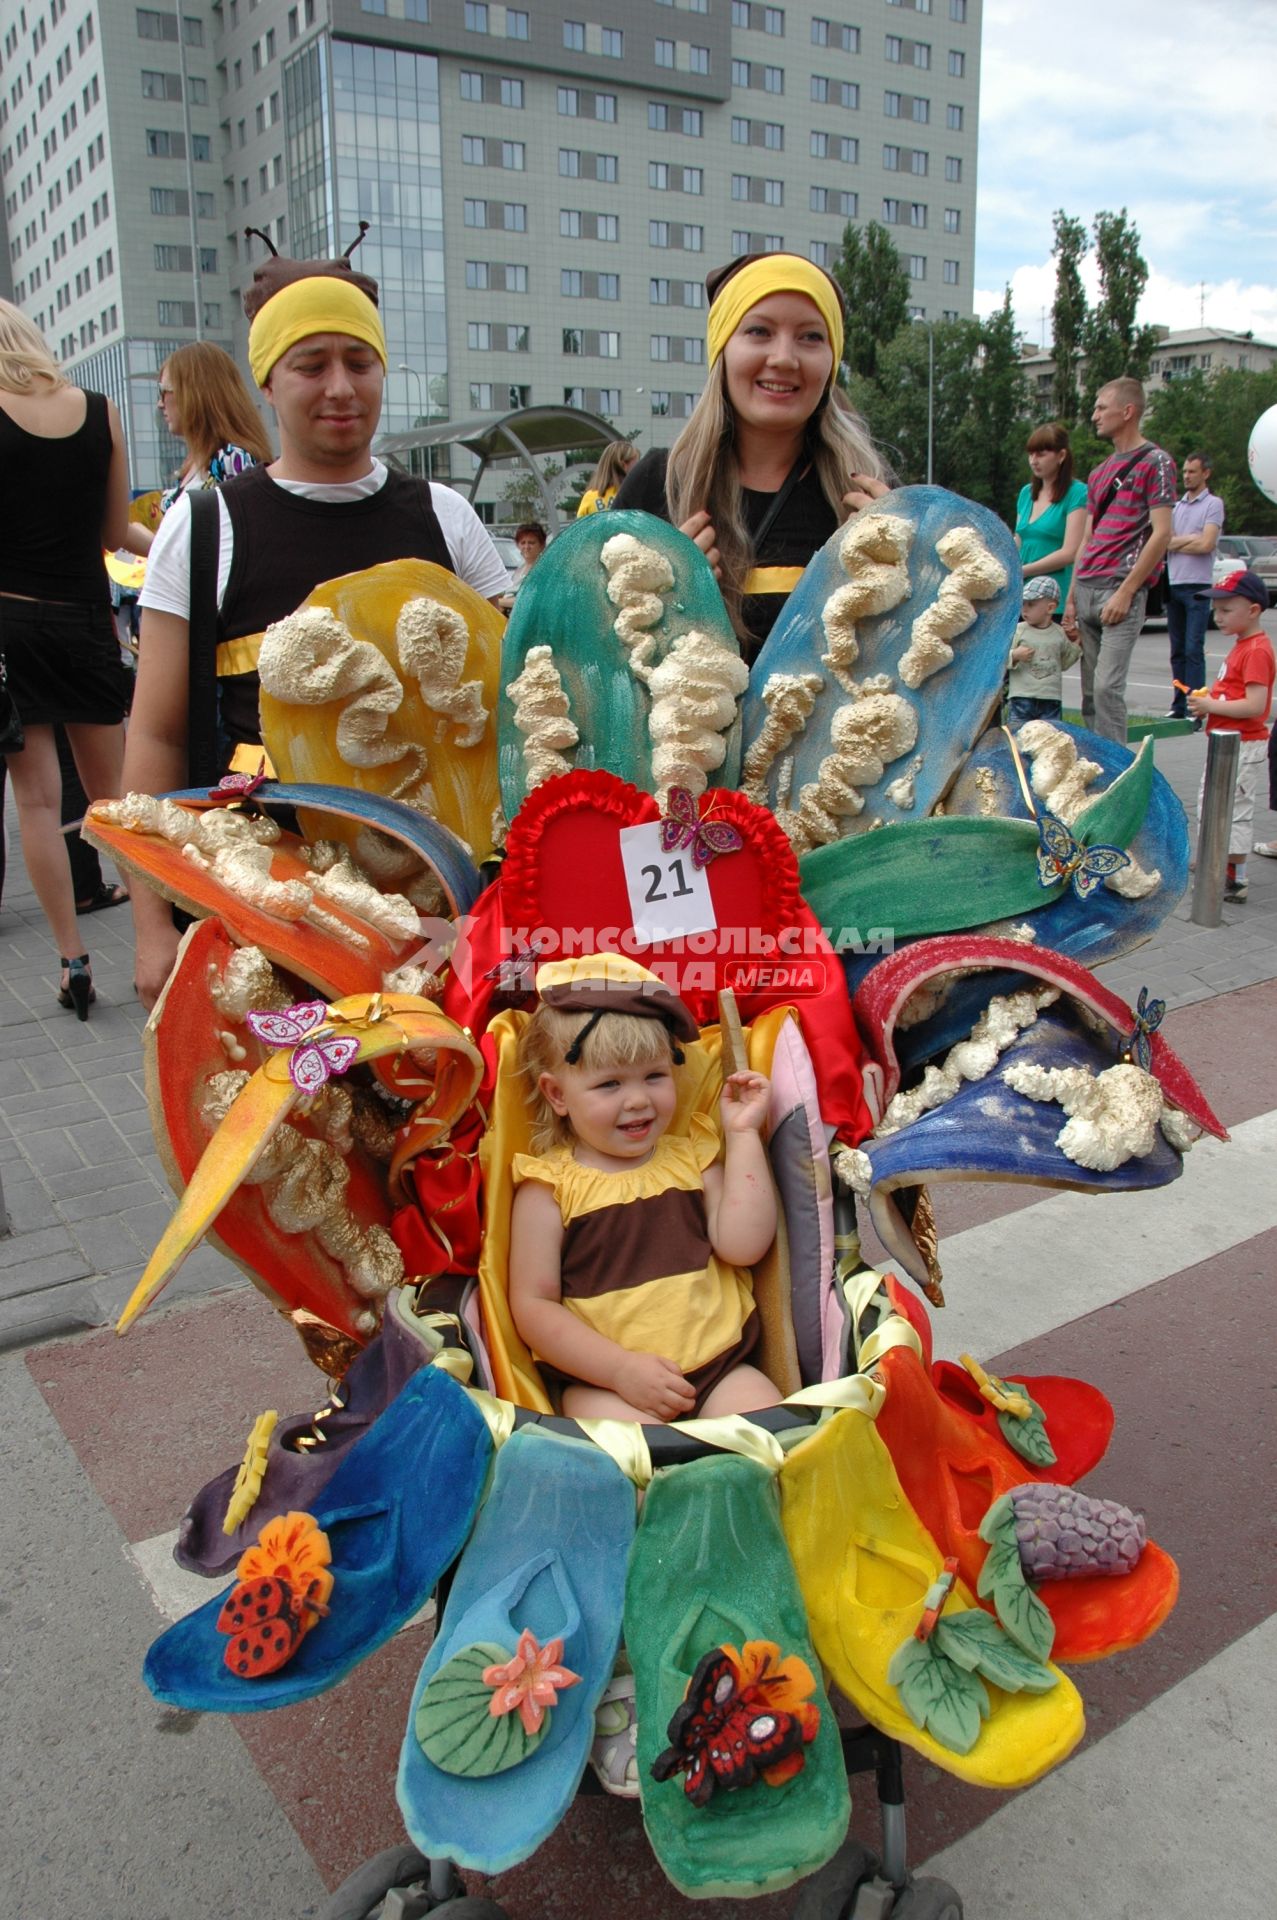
[1015,421,1088,602]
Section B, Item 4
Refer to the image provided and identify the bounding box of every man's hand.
[1061,597,1079,640]
[611,1352,696,1422]
[679,509,721,580]
[1100,586,1134,626]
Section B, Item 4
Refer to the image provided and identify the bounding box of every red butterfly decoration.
[659,787,744,871]
[206,762,271,806]
[216,1575,327,1679]
[651,1646,808,1806]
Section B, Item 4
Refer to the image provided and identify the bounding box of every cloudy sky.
[972,0,1277,348]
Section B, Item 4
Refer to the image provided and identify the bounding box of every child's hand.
[612,1352,696,1421]
[1187,689,1210,715]
[720,1070,770,1135]
[1010,644,1034,664]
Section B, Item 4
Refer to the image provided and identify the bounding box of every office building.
[0,0,981,497]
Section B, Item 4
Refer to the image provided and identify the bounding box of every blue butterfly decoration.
[1035,811,1131,900]
[1123,986,1166,1072]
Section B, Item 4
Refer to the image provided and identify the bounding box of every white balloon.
[1249,403,1277,506]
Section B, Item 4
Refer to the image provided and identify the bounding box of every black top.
[613,445,838,655]
[214,465,454,746]
[0,391,113,604]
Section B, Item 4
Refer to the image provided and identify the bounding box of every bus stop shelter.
[376,404,617,530]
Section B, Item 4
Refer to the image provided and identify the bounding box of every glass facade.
[77,337,190,493]
[285,37,448,438]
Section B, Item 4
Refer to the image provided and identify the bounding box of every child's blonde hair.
[517,1004,677,1152]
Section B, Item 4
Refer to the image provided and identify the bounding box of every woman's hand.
[679,509,721,579]
[843,473,891,514]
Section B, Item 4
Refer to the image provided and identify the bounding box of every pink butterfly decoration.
[208,764,269,804]
[245,1000,360,1096]
[660,787,744,871]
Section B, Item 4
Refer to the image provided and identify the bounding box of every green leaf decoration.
[996,1380,1057,1468]
[887,1635,990,1755]
[415,1641,549,1778]
[976,1494,1056,1662]
[933,1611,1060,1696]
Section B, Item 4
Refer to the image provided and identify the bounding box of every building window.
[947,103,962,129]
[883,145,899,170]
[558,87,579,115]
[602,28,622,57]
[810,241,829,266]
[945,154,961,181]
[462,136,484,164]
[598,213,618,240]
[650,103,668,130]
[732,59,750,85]
[764,178,782,205]
[559,149,580,177]
[650,163,669,190]
[500,78,523,106]
[886,35,902,60]
[563,20,584,51]
[502,141,524,169]
[650,220,669,246]
[469,323,491,350]
[943,207,959,233]
[882,198,900,223]
[948,50,964,76]
[507,11,529,39]
[910,203,927,226]
[688,45,709,73]
[563,326,583,355]
[464,1,487,27]
[942,258,959,284]
[764,6,784,32]
[655,38,674,67]
[503,203,526,231]
[599,273,619,298]
[950,0,967,20]
[884,91,900,117]
[911,149,928,174]
[596,93,616,120]
[464,199,486,227]
[908,254,926,278]
[561,211,581,237]
[763,66,783,92]
[466,260,489,289]
[460,70,481,100]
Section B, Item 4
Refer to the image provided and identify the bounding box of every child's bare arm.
[509,1181,694,1418]
[704,1071,777,1266]
[1188,679,1270,721]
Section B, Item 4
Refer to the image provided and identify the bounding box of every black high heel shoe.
[57,954,95,1021]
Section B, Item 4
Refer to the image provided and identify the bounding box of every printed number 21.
[642,858,694,903]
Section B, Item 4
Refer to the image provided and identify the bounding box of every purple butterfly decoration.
[1123,986,1165,1074]
[660,788,743,871]
[246,1000,360,1096]
[207,764,270,806]
[484,936,548,990]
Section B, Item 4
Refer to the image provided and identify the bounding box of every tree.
[1049,211,1088,422]
[1147,364,1277,535]
[832,220,911,382]
[498,458,562,524]
[1082,209,1160,407]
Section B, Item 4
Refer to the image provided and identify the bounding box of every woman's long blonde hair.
[666,324,885,645]
[588,439,639,496]
[0,298,66,395]
[162,341,273,473]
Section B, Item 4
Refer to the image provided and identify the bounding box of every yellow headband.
[248,277,387,386]
[706,254,844,374]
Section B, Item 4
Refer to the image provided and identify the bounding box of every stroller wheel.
[791,1837,880,1919]
[891,1877,964,1920]
[317,1845,433,1920]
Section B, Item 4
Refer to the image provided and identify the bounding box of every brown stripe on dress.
[560,1187,712,1301]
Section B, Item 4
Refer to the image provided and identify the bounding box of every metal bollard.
[0,1165,8,1238]
[1190,729,1241,927]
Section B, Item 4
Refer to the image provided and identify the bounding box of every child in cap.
[510,954,781,1424]
[1006,575,1080,729]
[1188,568,1275,903]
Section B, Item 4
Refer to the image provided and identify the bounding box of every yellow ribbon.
[668,1414,787,1470]
[465,1387,517,1449]
[1001,723,1038,817]
[742,565,805,597]
[575,1417,654,1488]
[217,631,264,678]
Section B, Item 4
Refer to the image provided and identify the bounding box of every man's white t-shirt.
[140,461,509,617]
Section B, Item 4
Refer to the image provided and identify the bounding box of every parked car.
[489,533,522,586]
[1212,534,1277,599]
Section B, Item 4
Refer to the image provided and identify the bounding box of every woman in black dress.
[0,301,132,1016]
[614,252,888,662]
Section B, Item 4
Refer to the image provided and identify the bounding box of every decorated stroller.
[86,490,1222,1920]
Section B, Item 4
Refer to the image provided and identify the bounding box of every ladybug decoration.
[651,1642,817,1807]
[214,1511,334,1679]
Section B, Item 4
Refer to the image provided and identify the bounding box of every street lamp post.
[397,363,430,480]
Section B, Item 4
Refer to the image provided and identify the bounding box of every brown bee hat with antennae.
[241,220,379,322]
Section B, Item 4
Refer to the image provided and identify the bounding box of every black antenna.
[341,220,372,261]
[243,226,279,257]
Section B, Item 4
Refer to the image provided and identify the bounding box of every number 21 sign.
[618,819,717,946]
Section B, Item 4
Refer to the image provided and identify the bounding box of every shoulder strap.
[750,457,810,555]
[186,489,222,788]
[1091,444,1151,527]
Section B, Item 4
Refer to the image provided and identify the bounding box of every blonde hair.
[517,1005,677,1153]
[588,439,639,496]
[162,342,274,472]
[1098,376,1146,419]
[0,298,66,394]
[666,360,885,646]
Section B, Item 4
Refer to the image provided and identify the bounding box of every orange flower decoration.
[722,1640,821,1785]
[237,1510,335,1615]
[482,1629,581,1736]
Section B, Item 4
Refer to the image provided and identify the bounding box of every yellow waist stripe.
[743,566,804,596]
[216,631,264,678]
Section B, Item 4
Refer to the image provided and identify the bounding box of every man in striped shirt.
[1063,378,1177,743]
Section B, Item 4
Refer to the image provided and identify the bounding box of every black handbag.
[0,649,24,754]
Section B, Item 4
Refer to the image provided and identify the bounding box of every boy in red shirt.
[1188,568,1275,903]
